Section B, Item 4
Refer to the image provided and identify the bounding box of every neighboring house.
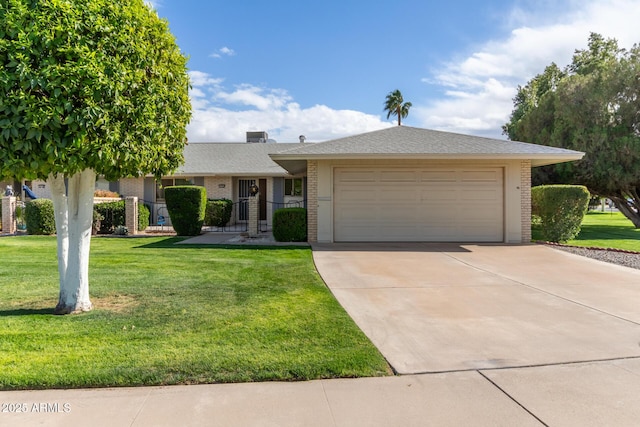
[7,126,583,241]
[16,132,307,228]
[270,126,583,243]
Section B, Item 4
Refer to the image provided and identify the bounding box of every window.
[156,177,193,201]
[284,178,303,197]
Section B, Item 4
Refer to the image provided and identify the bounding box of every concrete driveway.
[312,243,640,424]
[312,243,640,374]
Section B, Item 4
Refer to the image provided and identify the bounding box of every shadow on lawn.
[0,308,56,317]
[135,237,310,251]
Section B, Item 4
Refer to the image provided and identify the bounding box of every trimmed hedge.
[94,200,150,233]
[204,198,233,227]
[94,201,125,234]
[25,199,56,235]
[273,207,307,242]
[532,185,590,242]
[138,203,150,231]
[164,186,207,236]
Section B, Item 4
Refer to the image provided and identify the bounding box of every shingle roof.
[174,143,304,176]
[276,126,581,156]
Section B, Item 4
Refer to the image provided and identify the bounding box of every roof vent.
[299,135,306,143]
[246,131,269,143]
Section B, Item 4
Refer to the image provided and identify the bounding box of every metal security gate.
[238,179,267,222]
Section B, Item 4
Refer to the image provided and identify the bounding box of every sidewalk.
[0,371,542,427]
[3,357,640,426]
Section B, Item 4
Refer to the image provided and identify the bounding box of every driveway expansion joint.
[477,370,550,427]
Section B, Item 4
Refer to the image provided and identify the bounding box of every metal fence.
[141,199,307,233]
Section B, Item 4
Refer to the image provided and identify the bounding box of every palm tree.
[384,89,412,126]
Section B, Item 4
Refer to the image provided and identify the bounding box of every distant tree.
[384,89,412,126]
[0,0,191,313]
[504,33,640,227]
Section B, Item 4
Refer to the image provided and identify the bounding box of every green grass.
[534,211,640,251]
[0,236,390,390]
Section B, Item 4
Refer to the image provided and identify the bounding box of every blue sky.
[149,0,640,142]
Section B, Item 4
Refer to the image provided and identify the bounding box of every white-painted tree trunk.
[47,169,96,314]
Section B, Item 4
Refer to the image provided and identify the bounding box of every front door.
[238,179,267,221]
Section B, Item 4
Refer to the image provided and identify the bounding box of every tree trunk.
[47,169,97,314]
[611,195,640,228]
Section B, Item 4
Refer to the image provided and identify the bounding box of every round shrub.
[273,207,307,242]
[164,186,207,236]
[532,185,590,242]
[138,203,150,231]
[204,199,233,227]
[25,199,56,235]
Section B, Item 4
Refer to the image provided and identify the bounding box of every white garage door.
[334,167,504,242]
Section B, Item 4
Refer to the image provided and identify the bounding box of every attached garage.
[333,167,503,242]
[270,126,584,244]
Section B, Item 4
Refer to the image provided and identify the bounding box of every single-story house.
[17,132,307,227]
[270,126,583,243]
[5,126,583,242]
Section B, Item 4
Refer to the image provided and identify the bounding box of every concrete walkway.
[2,243,640,426]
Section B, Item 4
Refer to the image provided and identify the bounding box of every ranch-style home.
[270,126,583,243]
[5,127,583,242]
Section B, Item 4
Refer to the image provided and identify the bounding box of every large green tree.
[0,0,191,313]
[504,33,640,227]
[384,89,412,126]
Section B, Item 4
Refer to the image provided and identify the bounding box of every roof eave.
[271,152,585,162]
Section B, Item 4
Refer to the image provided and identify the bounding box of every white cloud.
[187,72,390,142]
[416,0,640,139]
[209,46,236,59]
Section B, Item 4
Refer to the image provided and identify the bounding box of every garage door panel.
[420,189,458,202]
[380,171,418,182]
[462,189,501,201]
[337,188,377,202]
[380,188,418,202]
[337,170,377,182]
[420,170,457,182]
[461,170,500,182]
[334,167,503,242]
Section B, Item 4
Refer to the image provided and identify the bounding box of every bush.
[138,203,150,231]
[94,189,120,198]
[25,199,56,235]
[532,185,590,242]
[273,208,307,242]
[164,186,207,236]
[204,199,233,227]
[94,201,125,234]
[94,200,149,233]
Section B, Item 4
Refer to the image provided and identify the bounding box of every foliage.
[532,185,590,242]
[384,89,412,126]
[0,0,192,182]
[164,186,207,236]
[94,201,125,234]
[94,189,120,198]
[93,200,149,232]
[25,199,56,235]
[504,33,640,227]
[273,208,307,242]
[138,203,150,231]
[0,237,388,389]
[204,198,233,227]
[113,225,128,235]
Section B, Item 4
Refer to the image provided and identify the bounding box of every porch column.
[248,194,259,237]
[125,196,139,235]
[2,196,17,235]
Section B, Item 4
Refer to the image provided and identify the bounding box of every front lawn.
[0,236,389,390]
[533,211,640,251]
[566,211,640,251]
